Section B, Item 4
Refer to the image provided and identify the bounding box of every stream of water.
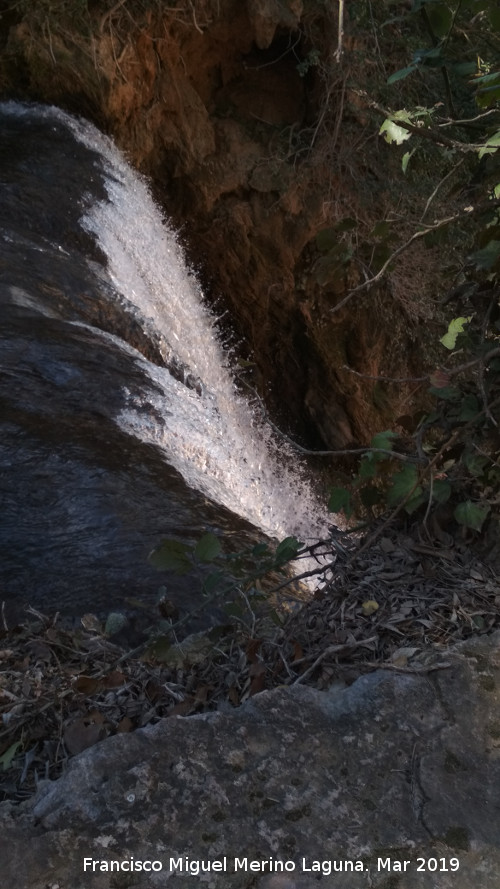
[0,101,328,620]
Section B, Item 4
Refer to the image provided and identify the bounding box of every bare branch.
[359,92,489,151]
[437,109,498,127]
[291,637,378,685]
[330,213,463,314]
[240,380,424,463]
[343,365,428,383]
[335,0,345,63]
[420,158,465,222]
[446,347,500,378]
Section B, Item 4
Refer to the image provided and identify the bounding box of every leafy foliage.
[319,0,500,536]
[148,532,306,640]
[329,300,500,530]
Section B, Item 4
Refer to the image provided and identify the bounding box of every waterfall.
[31,103,327,543]
[0,102,329,623]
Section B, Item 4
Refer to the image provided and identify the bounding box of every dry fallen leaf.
[63,715,107,755]
[74,675,101,695]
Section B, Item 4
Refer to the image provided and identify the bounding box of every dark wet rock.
[0,301,256,623]
[1,632,499,887]
[0,109,260,624]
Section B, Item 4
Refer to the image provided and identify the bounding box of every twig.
[422,470,434,541]
[0,689,74,742]
[99,0,127,35]
[368,0,386,75]
[420,158,465,222]
[310,81,335,150]
[343,365,428,383]
[330,213,464,314]
[244,34,301,70]
[291,636,377,685]
[330,76,347,154]
[189,0,204,34]
[360,660,453,673]
[447,346,500,378]
[45,18,57,65]
[270,563,335,595]
[240,380,425,463]
[360,92,488,151]
[438,109,497,127]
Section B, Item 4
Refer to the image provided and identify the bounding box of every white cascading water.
[27,105,329,544]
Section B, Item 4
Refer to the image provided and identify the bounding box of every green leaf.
[426,2,453,37]
[252,543,270,557]
[414,45,444,67]
[275,536,301,564]
[458,394,479,421]
[478,130,500,160]
[313,246,353,285]
[387,64,417,85]
[149,539,193,574]
[429,386,462,401]
[1,741,22,771]
[404,488,425,514]
[454,501,490,532]
[432,479,452,504]
[104,612,128,636]
[387,464,419,506]
[328,486,352,515]
[469,241,500,271]
[473,71,500,86]
[476,84,500,109]
[380,117,412,145]
[370,221,393,240]
[202,570,225,594]
[335,217,358,232]
[359,454,377,479]
[402,149,415,173]
[194,532,222,563]
[440,316,471,350]
[464,453,489,476]
[370,430,397,452]
[451,61,478,77]
[315,228,337,252]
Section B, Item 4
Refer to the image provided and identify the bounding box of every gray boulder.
[1,632,499,888]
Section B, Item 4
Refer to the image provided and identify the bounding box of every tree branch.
[358,92,489,151]
[330,213,463,314]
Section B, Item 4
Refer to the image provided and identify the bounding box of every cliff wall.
[0,0,442,449]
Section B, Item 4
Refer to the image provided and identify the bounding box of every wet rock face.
[0,0,423,449]
[0,110,260,624]
[0,301,255,623]
[2,632,500,888]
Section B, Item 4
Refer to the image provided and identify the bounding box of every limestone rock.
[1,633,500,887]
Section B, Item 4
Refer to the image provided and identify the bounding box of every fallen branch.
[291,636,378,685]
